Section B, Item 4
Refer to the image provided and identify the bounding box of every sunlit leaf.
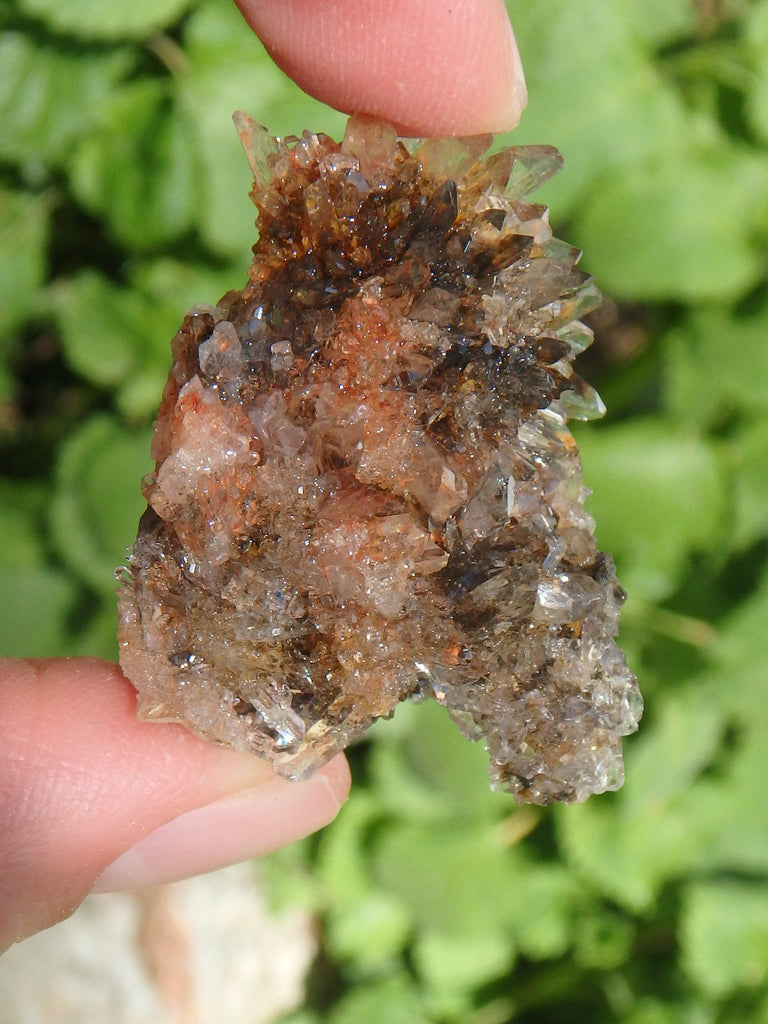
[575,419,727,601]
[573,909,635,970]
[0,32,130,168]
[399,699,518,819]
[17,0,193,41]
[728,418,768,550]
[0,483,80,657]
[662,296,768,428]
[504,0,693,213]
[0,565,80,657]
[574,145,768,302]
[327,974,428,1024]
[413,928,513,994]
[506,862,585,959]
[556,691,725,910]
[49,415,152,594]
[50,271,140,388]
[747,0,768,142]
[49,266,201,420]
[372,821,522,937]
[681,880,768,997]
[70,81,201,250]
[326,892,412,970]
[0,188,49,342]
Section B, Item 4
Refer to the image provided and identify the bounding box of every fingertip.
[318,752,352,808]
[236,0,527,136]
[0,657,349,945]
[92,753,351,893]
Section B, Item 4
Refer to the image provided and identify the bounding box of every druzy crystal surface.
[118,114,642,804]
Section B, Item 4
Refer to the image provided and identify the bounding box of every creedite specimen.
[118,113,642,805]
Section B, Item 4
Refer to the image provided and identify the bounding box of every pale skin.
[0,0,526,952]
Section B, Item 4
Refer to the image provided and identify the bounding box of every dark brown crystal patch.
[118,113,642,805]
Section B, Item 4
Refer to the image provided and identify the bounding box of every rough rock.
[118,114,642,804]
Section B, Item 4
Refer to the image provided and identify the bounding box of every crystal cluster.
[118,114,642,804]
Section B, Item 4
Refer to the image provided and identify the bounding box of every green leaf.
[399,699,518,820]
[123,259,239,420]
[176,4,284,262]
[728,418,768,550]
[623,998,713,1024]
[71,599,121,660]
[663,302,768,428]
[49,267,194,420]
[0,482,47,571]
[681,881,768,997]
[620,0,695,45]
[326,892,412,971]
[674,581,768,876]
[367,737,455,824]
[181,0,348,140]
[504,0,693,214]
[0,188,49,342]
[17,0,193,41]
[621,693,724,814]
[575,419,727,602]
[372,821,521,937]
[0,32,130,168]
[49,415,152,594]
[413,928,513,995]
[0,564,80,657]
[747,0,768,142]
[70,81,201,250]
[556,691,725,911]
[557,795,690,914]
[573,909,635,970]
[50,270,140,388]
[573,144,768,302]
[705,571,768,724]
[130,258,238,316]
[327,974,428,1024]
[0,481,81,657]
[316,793,383,906]
[506,862,584,960]
[315,791,415,971]
[683,729,768,877]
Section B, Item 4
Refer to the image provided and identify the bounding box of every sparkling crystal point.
[233,110,277,189]
[504,145,564,199]
[118,115,641,805]
[560,377,607,421]
[414,133,493,181]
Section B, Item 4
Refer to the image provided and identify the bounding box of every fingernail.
[92,763,348,893]
[501,28,528,129]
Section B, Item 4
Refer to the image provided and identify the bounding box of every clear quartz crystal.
[118,113,642,805]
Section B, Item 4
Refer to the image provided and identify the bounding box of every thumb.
[0,658,349,950]
[235,0,527,136]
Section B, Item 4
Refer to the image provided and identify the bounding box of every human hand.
[0,658,349,952]
[1,0,525,953]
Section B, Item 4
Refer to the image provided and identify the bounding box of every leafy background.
[2,0,768,1020]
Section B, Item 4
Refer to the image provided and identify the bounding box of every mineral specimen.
[118,113,642,805]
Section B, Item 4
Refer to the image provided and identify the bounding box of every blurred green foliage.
[1,0,768,1020]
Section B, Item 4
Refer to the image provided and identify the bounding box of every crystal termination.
[118,114,642,805]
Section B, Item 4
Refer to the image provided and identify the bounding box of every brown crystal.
[118,113,642,805]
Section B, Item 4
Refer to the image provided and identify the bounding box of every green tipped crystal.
[504,145,564,199]
[233,110,277,189]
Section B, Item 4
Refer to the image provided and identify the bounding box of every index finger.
[235,0,527,136]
